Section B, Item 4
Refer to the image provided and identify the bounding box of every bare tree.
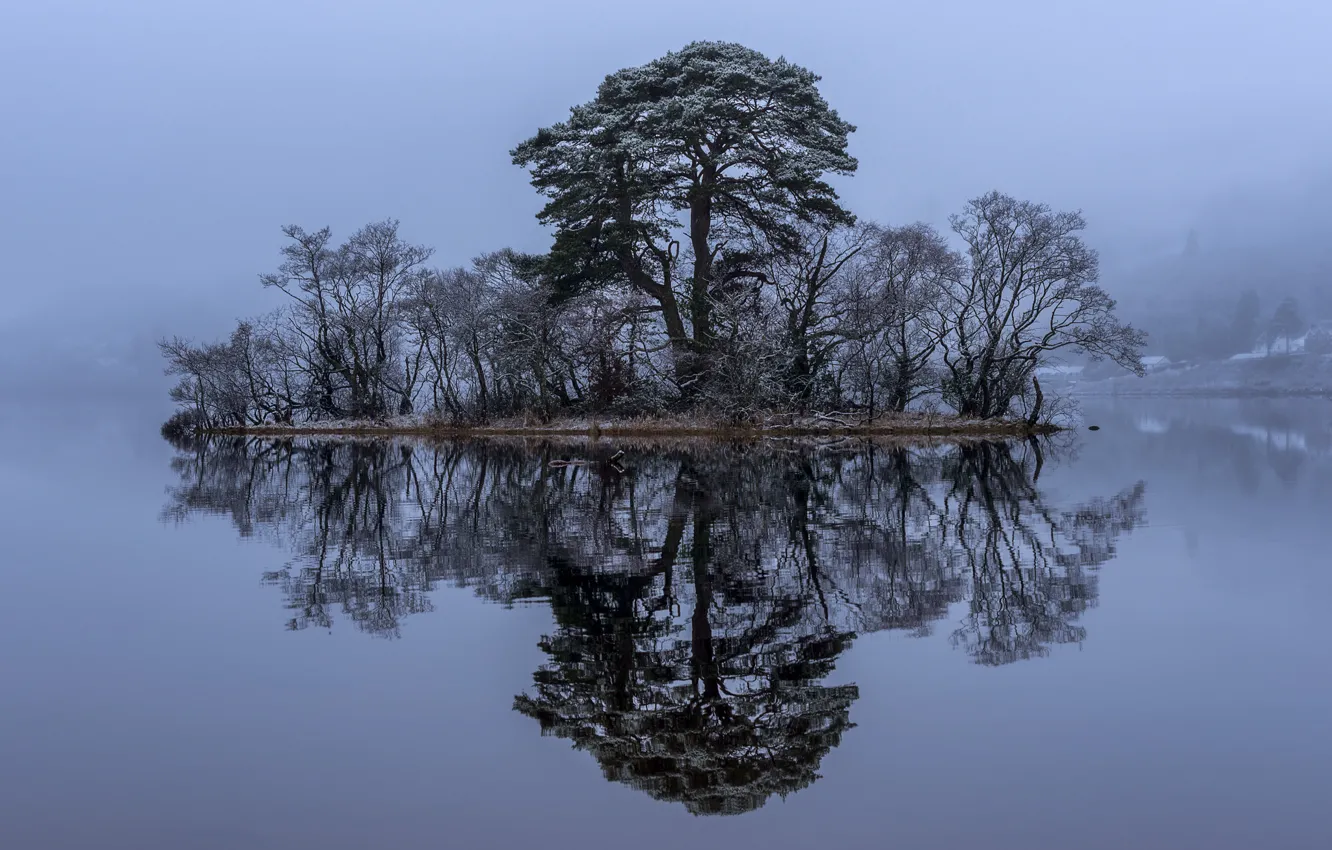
[852,222,961,413]
[695,281,790,421]
[163,202,1145,428]
[766,223,871,408]
[261,220,432,419]
[256,225,346,417]
[935,192,1145,421]
[404,271,463,418]
[442,263,505,419]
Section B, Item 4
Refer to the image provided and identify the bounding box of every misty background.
[3,0,1330,413]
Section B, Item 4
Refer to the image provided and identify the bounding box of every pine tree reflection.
[163,435,1145,811]
[513,458,860,814]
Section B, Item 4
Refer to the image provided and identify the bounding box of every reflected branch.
[162,434,1145,810]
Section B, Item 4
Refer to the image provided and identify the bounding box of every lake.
[2,398,1330,849]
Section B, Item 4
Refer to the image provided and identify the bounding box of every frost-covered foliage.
[162,46,1146,428]
[162,220,434,428]
[511,41,858,389]
[161,202,1144,427]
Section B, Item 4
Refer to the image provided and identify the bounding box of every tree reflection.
[940,443,1146,665]
[163,434,1145,812]
[512,461,860,814]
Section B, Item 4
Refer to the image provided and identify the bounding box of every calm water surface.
[2,399,1330,849]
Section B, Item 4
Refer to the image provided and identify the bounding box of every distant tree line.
[1145,288,1326,363]
[161,42,1144,432]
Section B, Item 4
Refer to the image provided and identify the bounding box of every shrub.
[160,408,206,441]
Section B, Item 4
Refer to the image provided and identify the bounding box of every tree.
[475,250,570,419]
[442,263,500,418]
[404,270,464,418]
[261,220,433,419]
[1268,297,1305,355]
[939,442,1146,665]
[766,222,871,408]
[936,192,1146,420]
[514,549,860,816]
[162,434,1149,808]
[159,335,247,428]
[1229,289,1261,354]
[511,41,858,389]
[693,276,791,419]
[158,316,300,428]
[854,222,961,413]
[512,459,861,815]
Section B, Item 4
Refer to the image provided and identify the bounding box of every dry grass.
[203,411,1061,441]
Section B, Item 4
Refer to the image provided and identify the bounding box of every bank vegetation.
[161,42,1143,439]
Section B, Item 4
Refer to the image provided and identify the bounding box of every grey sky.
[2,0,1330,389]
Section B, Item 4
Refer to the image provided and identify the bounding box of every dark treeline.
[161,42,1144,433]
[162,436,1145,813]
[1140,288,1328,364]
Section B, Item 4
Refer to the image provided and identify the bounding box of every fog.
[2,0,1330,403]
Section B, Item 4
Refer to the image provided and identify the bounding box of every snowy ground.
[1069,353,1332,397]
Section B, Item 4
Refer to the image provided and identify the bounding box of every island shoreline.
[188,415,1062,441]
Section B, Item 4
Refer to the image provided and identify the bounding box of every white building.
[1140,355,1172,372]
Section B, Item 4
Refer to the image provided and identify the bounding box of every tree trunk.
[689,164,716,353]
[1026,375,1044,426]
[689,502,720,701]
[1027,434,1045,481]
[469,351,488,419]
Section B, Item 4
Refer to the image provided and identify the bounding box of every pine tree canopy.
[511,41,858,300]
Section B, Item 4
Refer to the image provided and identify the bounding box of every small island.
[197,411,1061,440]
[160,42,1143,441]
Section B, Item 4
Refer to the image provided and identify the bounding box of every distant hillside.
[1070,353,1332,397]
[1104,171,1332,340]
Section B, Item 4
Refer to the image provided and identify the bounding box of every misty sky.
[2,0,1330,390]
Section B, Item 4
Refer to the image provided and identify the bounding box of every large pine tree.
[512,41,857,386]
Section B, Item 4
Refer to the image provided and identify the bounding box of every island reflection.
[163,436,1144,814]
